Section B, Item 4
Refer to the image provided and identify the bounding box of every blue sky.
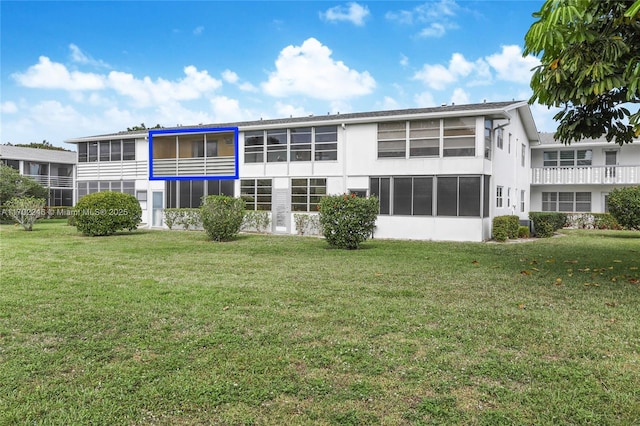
[0,0,552,148]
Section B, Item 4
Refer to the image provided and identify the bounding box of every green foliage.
[163,208,201,230]
[593,213,621,230]
[606,186,640,229]
[241,210,271,233]
[74,192,142,236]
[529,212,568,237]
[518,225,531,239]
[294,213,322,236]
[492,215,519,242]
[200,195,245,241]
[524,0,640,144]
[9,140,71,151]
[318,194,378,249]
[0,164,49,205]
[4,196,46,231]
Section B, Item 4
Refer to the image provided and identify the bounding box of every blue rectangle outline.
[148,127,239,181]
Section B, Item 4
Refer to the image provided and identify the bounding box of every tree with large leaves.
[524,0,640,145]
[0,164,49,205]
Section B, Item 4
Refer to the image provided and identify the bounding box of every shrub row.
[565,213,621,230]
[241,210,271,233]
[294,213,322,236]
[163,208,202,230]
[492,215,520,242]
[74,192,142,236]
[529,212,567,238]
[607,186,640,230]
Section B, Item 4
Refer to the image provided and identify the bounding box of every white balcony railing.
[152,156,235,177]
[532,166,640,185]
[24,174,74,188]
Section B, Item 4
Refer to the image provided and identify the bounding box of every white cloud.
[210,96,254,123]
[386,0,460,37]
[414,91,436,107]
[1,101,18,113]
[274,102,309,118]
[262,37,375,100]
[13,56,106,90]
[321,2,370,26]
[413,64,457,90]
[222,69,239,84]
[193,26,204,35]
[222,69,258,92]
[399,54,409,67]
[69,44,110,68]
[378,96,400,110]
[108,65,222,107]
[450,88,470,105]
[486,45,540,84]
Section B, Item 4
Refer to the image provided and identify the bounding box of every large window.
[241,179,272,211]
[543,149,592,167]
[78,139,136,162]
[377,122,406,158]
[443,117,475,157]
[165,179,234,209]
[291,178,326,212]
[371,176,485,217]
[50,188,73,207]
[244,126,338,163]
[542,192,591,212]
[77,180,135,198]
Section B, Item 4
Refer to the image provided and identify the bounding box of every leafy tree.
[606,186,640,230]
[0,164,49,205]
[4,196,46,231]
[126,123,163,131]
[524,0,640,145]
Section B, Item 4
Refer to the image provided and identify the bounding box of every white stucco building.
[65,100,540,241]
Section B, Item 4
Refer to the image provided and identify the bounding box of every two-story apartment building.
[0,145,76,207]
[65,100,538,242]
[530,132,640,213]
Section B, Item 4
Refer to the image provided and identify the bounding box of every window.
[496,127,503,150]
[241,179,272,211]
[99,141,110,161]
[437,176,481,216]
[373,176,484,217]
[349,189,367,198]
[267,129,287,162]
[410,119,439,157]
[542,192,591,212]
[484,119,493,159]
[290,127,311,161]
[508,133,512,154]
[291,178,326,212]
[1,159,20,170]
[111,140,122,161]
[165,179,234,208]
[543,149,592,167]
[521,143,526,167]
[123,140,136,161]
[507,187,511,208]
[443,117,476,157]
[88,142,98,162]
[315,126,338,161]
[520,190,525,212]
[378,121,406,158]
[244,131,264,163]
[77,180,135,197]
[496,186,503,208]
[78,143,88,162]
[24,162,48,176]
[50,188,73,207]
[370,177,390,214]
[136,190,147,202]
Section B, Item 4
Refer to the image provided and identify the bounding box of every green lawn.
[1,221,639,425]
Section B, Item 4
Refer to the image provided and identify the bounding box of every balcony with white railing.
[25,174,74,188]
[531,166,640,185]
[152,156,236,177]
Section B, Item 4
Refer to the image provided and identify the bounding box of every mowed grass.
[1,221,639,425]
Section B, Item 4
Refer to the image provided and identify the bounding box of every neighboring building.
[0,145,76,206]
[530,133,640,213]
[65,101,537,242]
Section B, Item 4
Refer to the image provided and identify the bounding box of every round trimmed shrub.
[607,186,640,230]
[74,191,142,236]
[200,195,245,241]
[318,193,379,249]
